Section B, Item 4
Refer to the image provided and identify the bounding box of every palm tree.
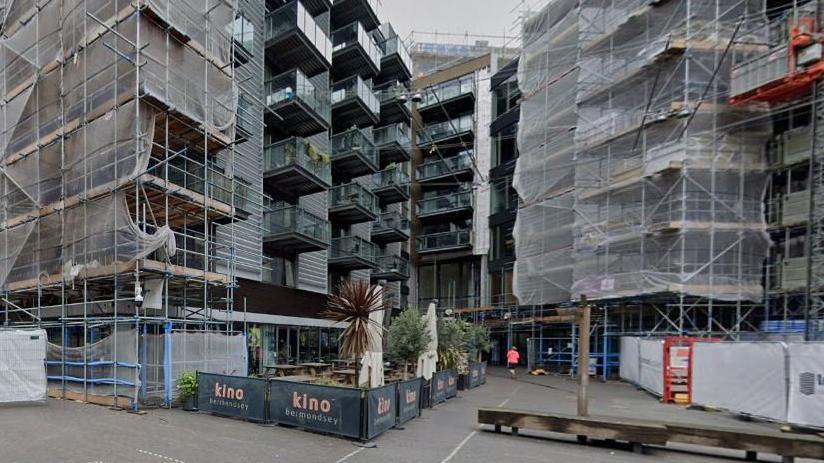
[322,280,385,386]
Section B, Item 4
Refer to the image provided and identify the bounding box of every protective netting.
[0,0,237,292]
[513,0,771,304]
[0,329,47,403]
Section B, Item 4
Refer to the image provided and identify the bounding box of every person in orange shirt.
[506,346,520,379]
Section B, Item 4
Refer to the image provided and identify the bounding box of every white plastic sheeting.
[0,329,47,403]
[472,67,491,257]
[692,342,787,422]
[787,342,824,429]
[638,339,664,396]
[619,336,640,385]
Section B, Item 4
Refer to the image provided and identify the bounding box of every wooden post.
[578,295,591,417]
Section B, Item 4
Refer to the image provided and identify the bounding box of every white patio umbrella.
[416,300,439,380]
[358,305,386,388]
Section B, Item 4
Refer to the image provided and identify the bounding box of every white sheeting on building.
[692,342,787,422]
[0,329,47,403]
[787,342,824,429]
[619,337,640,385]
[638,339,664,396]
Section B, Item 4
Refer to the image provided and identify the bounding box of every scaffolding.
[0,0,249,409]
[513,0,775,338]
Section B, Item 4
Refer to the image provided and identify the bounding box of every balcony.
[371,254,409,281]
[263,206,331,256]
[329,182,379,223]
[416,151,474,186]
[417,114,475,151]
[376,81,411,125]
[331,75,380,128]
[266,0,330,16]
[331,0,380,32]
[329,236,378,270]
[332,22,382,79]
[265,1,332,76]
[374,123,411,165]
[265,69,331,136]
[371,211,410,244]
[263,138,332,198]
[417,74,475,121]
[417,230,472,254]
[163,157,250,223]
[373,167,410,205]
[379,35,412,82]
[331,128,379,178]
[417,190,473,220]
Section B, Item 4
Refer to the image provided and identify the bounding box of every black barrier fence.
[197,373,268,422]
[196,369,483,439]
[480,362,487,384]
[269,379,363,439]
[366,384,397,439]
[397,378,423,425]
[469,363,482,389]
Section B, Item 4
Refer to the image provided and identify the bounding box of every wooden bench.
[665,422,824,463]
[478,408,824,462]
[478,408,668,454]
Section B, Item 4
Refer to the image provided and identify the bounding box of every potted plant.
[177,371,198,411]
[322,280,385,388]
[437,317,471,388]
[388,307,432,380]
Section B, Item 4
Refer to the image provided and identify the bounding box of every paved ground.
[0,369,815,463]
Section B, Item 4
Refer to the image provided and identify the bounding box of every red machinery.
[731,14,824,105]
[662,336,720,404]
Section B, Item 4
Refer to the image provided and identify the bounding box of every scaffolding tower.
[0,0,249,409]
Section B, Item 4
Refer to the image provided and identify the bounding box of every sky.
[378,0,527,48]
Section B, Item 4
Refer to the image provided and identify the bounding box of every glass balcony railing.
[265,69,331,123]
[331,75,380,116]
[372,211,410,235]
[374,123,410,148]
[265,0,332,64]
[420,114,474,143]
[330,182,379,215]
[331,128,378,166]
[375,167,410,189]
[263,137,332,184]
[331,236,376,262]
[332,21,382,69]
[416,151,474,180]
[419,74,475,110]
[163,155,242,207]
[418,190,473,216]
[417,230,471,252]
[263,205,331,244]
[375,254,409,277]
[382,35,412,72]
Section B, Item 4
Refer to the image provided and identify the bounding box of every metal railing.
[375,254,409,277]
[265,68,331,123]
[263,137,332,185]
[418,73,474,110]
[372,211,410,235]
[381,35,412,72]
[265,0,332,64]
[416,151,473,180]
[329,182,379,215]
[420,114,474,143]
[330,236,376,262]
[374,122,410,148]
[331,75,380,116]
[331,128,378,167]
[332,21,382,69]
[418,191,473,216]
[417,229,471,252]
[263,205,331,244]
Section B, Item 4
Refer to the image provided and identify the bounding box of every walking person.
[506,346,520,379]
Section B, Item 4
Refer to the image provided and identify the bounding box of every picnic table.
[270,375,313,383]
[332,368,358,386]
[264,364,307,378]
[298,362,333,376]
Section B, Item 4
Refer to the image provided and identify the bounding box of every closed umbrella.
[417,300,439,380]
[359,304,386,388]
